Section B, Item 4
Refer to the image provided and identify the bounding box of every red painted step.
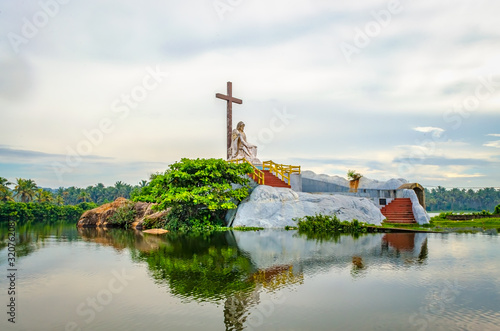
[381,198,416,224]
[248,170,291,188]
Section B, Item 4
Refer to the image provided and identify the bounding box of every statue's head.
[236,121,245,131]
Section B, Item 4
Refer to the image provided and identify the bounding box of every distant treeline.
[1,177,144,205]
[0,202,96,223]
[425,187,500,212]
[3,177,500,217]
[1,177,144,223]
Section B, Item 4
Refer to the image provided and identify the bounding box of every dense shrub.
[133,158,253,231]
[0,201,94,223]
[296,214,368,234]
[107,202,137,228]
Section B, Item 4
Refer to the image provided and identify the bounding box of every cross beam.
[216,81,243,159]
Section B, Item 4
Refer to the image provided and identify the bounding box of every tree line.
[425,186,500,212]
[0,177,145,205]
[3,176,500,214]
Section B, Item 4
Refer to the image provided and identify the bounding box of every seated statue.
[229,121,261,165]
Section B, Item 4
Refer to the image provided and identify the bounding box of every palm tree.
[0,187,14,202]
[14,178,38,202]
[35,188,54,203]
[0,177,12,188]
[77,191,91,203]
[139,180,148,188]
[0,177,14,202]
[55,195,64,206]
[114,181,132,198]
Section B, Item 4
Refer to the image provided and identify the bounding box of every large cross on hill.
[216,81,243,159]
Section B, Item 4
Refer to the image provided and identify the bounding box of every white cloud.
[414,127,445,136]
[484,141,500,148]
[2,0,500,187]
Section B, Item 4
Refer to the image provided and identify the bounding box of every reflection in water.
[1,223,432,331]
[0,221,80,258]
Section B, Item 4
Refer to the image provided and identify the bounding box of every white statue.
[229,121,261,165]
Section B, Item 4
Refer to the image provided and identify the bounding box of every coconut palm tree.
[14,178,38,202]
[77,191,91,203]
[0,177,14,202]
[55,195,64,206]
[35,188,54,203]
[0,177,12,188]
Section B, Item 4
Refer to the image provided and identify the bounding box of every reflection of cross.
[216,81,243,159]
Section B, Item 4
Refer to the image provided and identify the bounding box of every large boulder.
[77,197,168,229]
[231,185,385,228]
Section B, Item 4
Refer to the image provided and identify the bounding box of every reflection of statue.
[229,121,261,164]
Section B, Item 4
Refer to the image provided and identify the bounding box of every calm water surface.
[0,223,499,331]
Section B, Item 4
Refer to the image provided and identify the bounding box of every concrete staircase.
[381,198,416,224]
[249,170,290,188]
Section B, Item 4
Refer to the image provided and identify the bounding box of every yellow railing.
[228,158,265,185]
[262,160,301,185]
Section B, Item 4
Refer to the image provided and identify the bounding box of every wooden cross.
[216,81,243,159]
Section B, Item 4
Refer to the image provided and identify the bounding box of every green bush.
[107,202,137,228]
[296,214,368,234]
[141,215,168,230]
[495,204,500,215]
[0,201,91,223]
[133,158,253,231]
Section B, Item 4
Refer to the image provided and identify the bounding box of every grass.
[377,213,500,233]
[431,217,500,230]
[231,226,264,231]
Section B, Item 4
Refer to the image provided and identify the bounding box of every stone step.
[381,198,416,224]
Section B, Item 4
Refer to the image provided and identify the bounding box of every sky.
[1,0,499,189]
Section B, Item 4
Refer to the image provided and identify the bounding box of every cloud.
[484,141,500,148]
[0,146,110,161]
[414,127,445,136]
[487,134,500,137]
[392,156,496,167]
[445,173,485,178]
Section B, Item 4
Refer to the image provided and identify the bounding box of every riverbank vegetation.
[425,187,500,212]
[0,201,96,223]
[296,214,370,234]
[133,158,253,232]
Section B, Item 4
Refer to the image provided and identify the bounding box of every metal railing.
[262,160,301,185]
[228,158,265,185]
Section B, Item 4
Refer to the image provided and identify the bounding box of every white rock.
[231,185,385,228]
[401,189,430,224]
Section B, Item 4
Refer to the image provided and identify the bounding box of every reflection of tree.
[223,265,304,331]
[0,221,80,258]
[132,232,255,302]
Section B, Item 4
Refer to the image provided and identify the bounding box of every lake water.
[1,223,499,331]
